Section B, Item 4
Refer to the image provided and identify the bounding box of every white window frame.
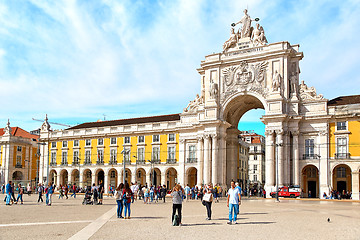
[336,136,348,158]
[137,148,145,161]
[62,141,68,148]
[189,145,196,160]
[73,151,79,163]
[85,150,91,163]
[152,146,160,161]
[17,146,22,152]
[336,121,347,131]
[98,138,104,146]
[51,142,57,148]
[110,149,117,163]
[138,136,145,143]
[110,137,117,145]
[305,139,315,158]
[61,151,68,164]
[85,139,91,146]
[73,140,79,147]
[97,150,104,163]
[153,135,160,143]
[168,134,175,142]
[168,146,175,160]
[51,152,56,163]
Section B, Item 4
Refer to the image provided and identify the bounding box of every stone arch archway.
[49,170,57,186]
[71,169,79,185]
[82,169,92,187]
[135,168,146,186]
[107,168,118,187]
[95,168,105,185]
[301,165,319,198]
[59,169,68,186]
[186,167,197,187]
[149,168,161,187]
[165,167,177,190]
[332,164,352,195]
[12,171,23,181]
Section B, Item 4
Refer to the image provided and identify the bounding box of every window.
[168,146,175,160]
[85,150,91,163]
[110,149,117,163]
[97,150,104,163]
[153,135,160,142]
[51,152,56,163]
[337,167,346,178]
[168,134,175,142]
[254,146,257,152]
[254,154,257,160]
[124,136,130,144]
[85,139,91,146]
[152,147,160,161]
[17,146,22,152]
[336,138,347,158]
[138,136,145,143]
[16,156,22,166]
[73,151,79,163]
[98,138,104,145]
[110,170,116,178]
[254,165,258,171]
[62,141,68,148]
[254,175,257,182]
[138,148,145,161]
[124,148,130,162]
[305,139,314,158]
[62,152,68,164]
[336,122,346,131]
[51,142,56,148]
[74,140,79,147]
[111,137,117,145]
[189,145,196,160]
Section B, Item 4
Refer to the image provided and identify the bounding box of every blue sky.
[1,0,360,136]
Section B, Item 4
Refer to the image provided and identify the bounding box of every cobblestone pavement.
[0,194,359,240]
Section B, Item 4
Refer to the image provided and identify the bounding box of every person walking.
[227,181,241,225]
[123,183,133,219]
[97,181,104,205]
[71,183,77,198]
[203,184,213,220]
[27,184,32,196]
[64,184,69,199]
[16,184,24,204]
[58,185,64,199]
[115,183,124,218]
[160,185,167,203]
[171,184,183,226]
[45,183,54,206]
[11,182,16,204]
[5,181,12,205]
[184,184,191,201]
[37,183,44,203]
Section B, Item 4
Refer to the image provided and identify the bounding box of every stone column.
[3,144,10,184]
[277,130,284,187]
[161,172,166,186]
[197,136,204,186]
[131,170,136,184]
[351,171,360,200]
[118,170,122,185]
[203,135,211,185]
[283,132,290,185]
[178,139,186,186]
[211,135,218,185]
[226,129,239,185]
[318,130,329,198]
[104,173,108,194]
[79,172,84,188]
[56,172,61,187]
[219,136,226,187]
[293,131,300,186]
[146,172,151,186]
[67,171,72,185]
[265,130,275,197]
[91,172,96,186]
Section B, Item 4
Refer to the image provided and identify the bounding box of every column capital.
[197,135,203,141]
[292,130,300,136]
[204,134,211,139]
[265,129,275,136]
[179,138,186,144]
[275,129,284,135]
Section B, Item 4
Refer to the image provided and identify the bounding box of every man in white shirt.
[227,181,241,224]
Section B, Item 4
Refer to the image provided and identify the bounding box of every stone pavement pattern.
[0,194,359,240]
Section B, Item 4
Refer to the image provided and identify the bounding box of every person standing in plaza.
[160,185,167,203]
[5,181,12,205]
[64,184,69,199]
[123,182,133,219]
[97,181,104,205]
[11,182,16,203]
[37,183,44,203]
[27,183,32,195]
[115,183,124,218]
[227,181,241,224]
[184,184,191,201]
[203,184,213,220]
[16,184,24,204]
[171,184,183,226]
[92,183,98,204]
[45,183,54,206]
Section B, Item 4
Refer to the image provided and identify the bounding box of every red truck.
[270,186,300,198]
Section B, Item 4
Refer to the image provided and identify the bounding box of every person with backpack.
[37,183,44,203]
[171,184,183,226]
[123,182,133,219]
[115,183,124,218]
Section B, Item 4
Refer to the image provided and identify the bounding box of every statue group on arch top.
[223,9,268,52]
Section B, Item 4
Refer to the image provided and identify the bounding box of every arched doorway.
[12,171,23,181]
[123,168,131,184]
[96,169,105,185]
[60,169,68,186]
[71,169,79,185]
[165,167,177,190]
[136,168,146,186]
[333,164,352,194]
[108,168,118,187]
[223,94,265,185]
[83,169,92,187]
[186,167,197,187]
[301,165,319,198]
[150,168,161,186]
[49,170,57,185]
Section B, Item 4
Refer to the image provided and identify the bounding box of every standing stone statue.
[234,9,253,38]
[210,80,219,99]
[272,70,281,92]
[290,72,298,94]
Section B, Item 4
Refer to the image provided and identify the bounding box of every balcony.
[187,158,197,163]
[166,159,177,164]
[302,154,319,160]
[136,160,146,164]
[109,160,117,165]
[72,161,79,166]
[335,153,350,159]
[83,161,91,166]
[60,162,68,166]
[50,162,57,166]
[96,160,104,165]
[150,159,161,164]
[15,164,23,168]
[124,160,131,165]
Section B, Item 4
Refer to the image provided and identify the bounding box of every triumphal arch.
[181,9,328,197]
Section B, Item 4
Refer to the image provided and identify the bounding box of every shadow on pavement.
[131,217,167,219]
[238,221,275,225]
[241,212,268,215]
[217,217,248,221]
[181,223,222,226]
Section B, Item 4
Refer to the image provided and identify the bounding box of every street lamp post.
[24,159,30,186]
[147,160,155,186]
[121,149,130,184]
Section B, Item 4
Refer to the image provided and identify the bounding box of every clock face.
[231,23,236,27]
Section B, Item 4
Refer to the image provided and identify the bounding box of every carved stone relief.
[299,80,324,102]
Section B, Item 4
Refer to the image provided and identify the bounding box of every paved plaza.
[0,194,359,240]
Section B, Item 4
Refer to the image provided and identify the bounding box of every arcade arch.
[149,168,161,186]
[108,168,118,187]
[95,169,105,185]
[301,165,319,198]
[71,169,79,185]
[12,171,23,181]
[165,167,177,190]
[186,167,197,187]
[49,170,57,185]
[59,169,68,186]
[332,164,352,194]
[83,169,92,186]
[136,168,146,185]
[124,168,131,184]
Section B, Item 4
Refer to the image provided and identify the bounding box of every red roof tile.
[0,127,39,140]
